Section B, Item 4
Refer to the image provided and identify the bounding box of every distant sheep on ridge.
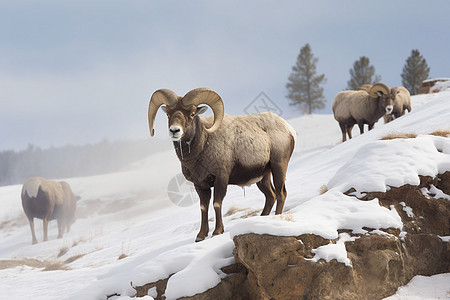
[332,83,396,142]
[21,177,80,244]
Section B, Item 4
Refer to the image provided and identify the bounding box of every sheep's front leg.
[57,219,65,239]
[195,186,211,242]
[212,177,228,236]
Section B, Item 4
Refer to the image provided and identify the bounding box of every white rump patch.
[23,178,42,198]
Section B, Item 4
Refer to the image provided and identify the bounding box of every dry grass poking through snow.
[0,215,28,230]
[429,129,450,137]
[319,184,328,195]
[224,206,248,217]
[0,254,86,272]
[380,130,450,141]
[380,133,418,140]
[276,213,295,222]
[240,209,260,219]
[224,206,260,219]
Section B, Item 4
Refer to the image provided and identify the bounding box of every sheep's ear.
[377,91,383,97]
[161,106,167,113]
[196,106,208,116]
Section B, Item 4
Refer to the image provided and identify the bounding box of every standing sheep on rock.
[22,177,80,244]
[332,83,396,142]
[383,86,411,123]
[148,88,296,242]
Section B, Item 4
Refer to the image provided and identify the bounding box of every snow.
[384,273,450,300]
[1,90,450,299]
[439,236,450,242]
[309,233,357,266]
[400,202,414,218]
[429,184,450,200]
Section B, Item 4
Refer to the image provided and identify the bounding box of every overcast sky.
[1,0,449,151]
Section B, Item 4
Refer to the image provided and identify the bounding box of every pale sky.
[1,0,449,151]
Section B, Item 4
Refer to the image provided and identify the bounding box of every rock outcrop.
[133,172,450,299]
[418,78,450,94]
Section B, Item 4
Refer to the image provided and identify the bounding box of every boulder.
[133,172,450,299]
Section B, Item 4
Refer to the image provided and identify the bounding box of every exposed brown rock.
[417,79,450,94]
[179,264,249,300]
[359,174,450,236]
[133,277,170,300]
[132,172,450,299]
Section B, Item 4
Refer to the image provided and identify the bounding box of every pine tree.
[347,56,381,90]
[286,44,327,114]
[401,49,430,95]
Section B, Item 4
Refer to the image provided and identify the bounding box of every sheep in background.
[148,88,296,242]
[383,86,411,123]
[332,83,395,142]
[22,177,80,244]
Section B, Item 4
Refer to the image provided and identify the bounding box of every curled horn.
[181,88,224,134]
[369,83,390,98]
[148,89,179,136]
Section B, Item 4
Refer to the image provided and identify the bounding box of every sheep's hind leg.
[347,125,353,140]
[27,217,38,244]
[43,218,49,242]
[271,163,288,215]
[339,123,347,142]
[257,172,276,215]
[195,186,211,242]
[57,219,65,239]
[357,121,365,134]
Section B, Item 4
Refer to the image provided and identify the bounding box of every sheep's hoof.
[212,229,224,236]
[195,237,205,242]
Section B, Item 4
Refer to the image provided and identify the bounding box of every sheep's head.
[369,83,395,115]
[148,88,224,141]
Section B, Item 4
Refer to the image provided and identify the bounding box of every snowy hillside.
[0,90,449,300]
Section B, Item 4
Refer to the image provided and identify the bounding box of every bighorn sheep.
[332,83,396,142]
[383,86,411,123]
[148,88,296,242]
[22,177,79,244]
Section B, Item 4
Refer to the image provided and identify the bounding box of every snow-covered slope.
[0,90,449,300]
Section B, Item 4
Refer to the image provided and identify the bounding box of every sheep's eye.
[190,113,195,118]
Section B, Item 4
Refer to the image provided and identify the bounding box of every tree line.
[286,44,430,114]
[0,139,170,187]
